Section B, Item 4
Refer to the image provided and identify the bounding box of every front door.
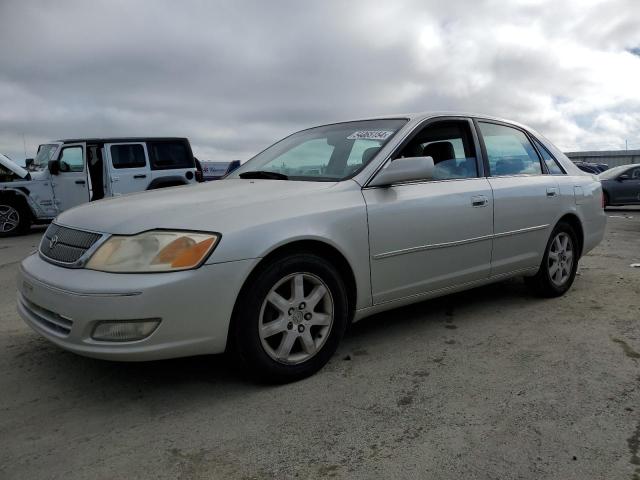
[52,143,90,212]
[364,118,494,305]
[618,166,640,204]
[104,142,151,195]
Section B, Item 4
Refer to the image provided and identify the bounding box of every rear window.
[148,141,193,170]
[111,144,146,169]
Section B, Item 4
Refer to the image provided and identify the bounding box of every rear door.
[147,140,197,186]
[52,142,90,212]
[104,142,151,195]
[475,120,560,276]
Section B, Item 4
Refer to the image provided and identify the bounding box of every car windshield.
[598,164,631,180]
[228,119,408,181]
[32,144,59,170]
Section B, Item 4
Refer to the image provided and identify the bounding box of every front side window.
[479,122,542,176]
[229,119,407,181]
[59,146,84,172]
[149,141,192,170]
[111,144,146,169]
[395,120,479,181]
[532,137,565,174]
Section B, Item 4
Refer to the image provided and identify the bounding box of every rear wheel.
[0,200,30,237]
[231,253,349,383]
[525,221,579,297]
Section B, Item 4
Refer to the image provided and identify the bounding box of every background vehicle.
[199,160,241,181]
[0,137,197,236]
[599,163,640,206]
[574,161,604,174]
[17,113,606,382]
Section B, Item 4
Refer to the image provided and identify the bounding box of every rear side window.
[532,137,565,174]
[479,122,542,176]
[148,141,193,170]
[110,144,146,169]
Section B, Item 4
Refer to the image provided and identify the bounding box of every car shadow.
[13,276,536,399]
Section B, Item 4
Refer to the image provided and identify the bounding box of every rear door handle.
[133,174,147,179]
[75,180,86,185]
[471,195,489,207]
[547,187,558,197]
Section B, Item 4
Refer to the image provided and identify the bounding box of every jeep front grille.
[39,223,103,266]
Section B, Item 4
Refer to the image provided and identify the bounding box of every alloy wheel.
[0,205,20,233]
[548,232,574,287]
[259,272,334,365]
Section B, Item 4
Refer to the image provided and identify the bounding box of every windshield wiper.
[238,171,288,180]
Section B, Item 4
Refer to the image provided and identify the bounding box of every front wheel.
[525,221,579,297]
[0,200,30,237]
[231,253,349,383]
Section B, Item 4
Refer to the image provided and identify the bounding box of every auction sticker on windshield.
[347,131,394,140]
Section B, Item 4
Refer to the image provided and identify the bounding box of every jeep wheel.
[0,201,30,237]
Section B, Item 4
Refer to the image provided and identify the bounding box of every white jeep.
[0,137,198,236]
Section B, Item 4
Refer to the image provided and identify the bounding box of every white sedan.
[17,112,606,382]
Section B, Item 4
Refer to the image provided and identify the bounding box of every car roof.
[328,111,531,129]
[54,137,189,144]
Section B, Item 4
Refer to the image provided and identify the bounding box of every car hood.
[0,154,29,179]
[56,179,344,235]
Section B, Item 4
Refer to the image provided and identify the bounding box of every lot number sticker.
[347,130,394,140]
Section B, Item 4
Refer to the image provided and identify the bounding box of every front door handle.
[75,180,86,185]
[133,174,147,179]
[547,187,558,197]
[471,195,489,207]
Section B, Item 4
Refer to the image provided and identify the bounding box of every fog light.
[92,319,160,342]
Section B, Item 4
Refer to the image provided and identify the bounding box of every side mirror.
[618,174,630,181]
[368,156,435,187]
[48,159,60,175]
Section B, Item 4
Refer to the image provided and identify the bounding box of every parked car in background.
[599,163,640,207]
[199,160,241,181]
[17,112,606,382]
[0,137,197,236]
[574,161,601,174]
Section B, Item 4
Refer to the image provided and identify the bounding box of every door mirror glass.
[48,159,60,175]
[369,156,435,187]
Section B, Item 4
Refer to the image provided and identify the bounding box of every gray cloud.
[2,0,640,162]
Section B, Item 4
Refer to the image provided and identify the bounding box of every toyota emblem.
[49,235,59,250]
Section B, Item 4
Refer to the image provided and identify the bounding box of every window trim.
[473,118,545,178]
[363,116,485,188]
[529,135,567,175]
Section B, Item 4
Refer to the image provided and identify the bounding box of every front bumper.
[17,253,258,361]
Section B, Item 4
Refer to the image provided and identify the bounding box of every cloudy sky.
[2,0,640,163]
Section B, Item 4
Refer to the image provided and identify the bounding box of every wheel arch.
[0,189,33,219]
[556,213,584,258]
[228,239,359,346]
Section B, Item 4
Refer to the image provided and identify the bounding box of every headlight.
[86,230,220,273]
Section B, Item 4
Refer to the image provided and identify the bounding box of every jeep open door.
[52,142,90,212]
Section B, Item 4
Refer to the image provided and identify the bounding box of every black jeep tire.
[0,199,30,237]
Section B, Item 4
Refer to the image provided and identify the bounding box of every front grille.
[20,295,73,337]
[40,223,102,265]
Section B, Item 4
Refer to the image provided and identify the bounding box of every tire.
[525,221,579,297]
[231,253,349,383]
[0,199,30,237]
